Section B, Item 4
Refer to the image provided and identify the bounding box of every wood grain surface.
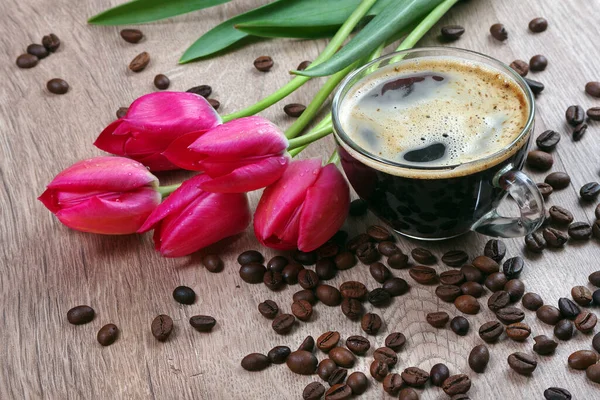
[1,0,600,398]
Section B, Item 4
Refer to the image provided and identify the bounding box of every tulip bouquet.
[41,0,460,257]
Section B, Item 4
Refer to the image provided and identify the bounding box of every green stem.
[288,123,333,149]
[221,0,379,122]
[157,183,181,198]
[289,145,308,158]
[327,150,340,165]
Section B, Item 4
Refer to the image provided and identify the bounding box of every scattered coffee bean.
[370,262,391,283]
[387,252,409,269]
[282,262,304,285]
[549,205,574,225]
[412,247,436,264]
[317,359,337,381]
[502,257,523,278]
[571,286,592,306]
[339,281,367,300]
[568,350,598,370]
[173,286,195,304]
[490,23,508,40]
[264,270,285,291]
[298,336,315,352]
[505,279,525,302]
[317,331,340,352]
[437,284,462,302]
[369,360,388,381]
[530,55,548,71]
[510,60,529,76]
[268,346,291,364]
[442,374,471,396]
[554,319,574,340]
[241,353,270,371]
[291,300,313,321]
[426,311,449,328]
[120,29,143,43]
[537,305,562,325]
[67,305,95,325]
[485,272,508,292]
[506,322,531,341]
[346,371,368,395]
[328,367,348,387]
[461,264,484,283]
[293,250,317,265]
[42,33,60,52]
[507,352,537,374]
[153,74,170,90]
[382,333,404,352]
[430,363,450,386]
[572,123,587,141]
[325,383,351,399]
[315,259,336,280]
[361,313,382,335]
[384,277,410,297]
[129,51,150,72]
[189,315,216,332]
[356,242,379,264]
[484,239,506,262]
[450,316,470,336]
[468,344,490,373]
[455,295,480,314]
[402,367,429,388]
[346,335,370,355]
[545,172,570,190]
[16,53,38,68]
[284,103,306,118]
[566,105,585,126]
[383,373,403,395]
[473,255,500,274]
[581,182,600,201]
[574,310,597,333]
[368,288,391,307]
[543,227,568,247]
[254,56,274,72]
[316,284,342,306]
[209,98,222,112]
[27,44,48,59]
[587,364,600,384]
[585,81,600,98]
[479,321,504,342]
[522,292,543,311]
[151,314,173,342]
[533,335,558,355]
[239,263,266,284]
[461,282,484,298]
[559,297,581,319]
[442,250,468,266]
[297,60,312,71]
[587,107,600,121]
[202,254,223,272]
[97,323,119,346]
[286,350,317,375]
[367,225,391,242]
[340,298,362,321]
[258,300,279,319]
[409,265,437,284]
[272,314,295,334]
[569,222,592,240]
[536,130,561,151]
[238,250,263,265]
[293,290,317,306]
[529,17,548,32]
[527,150,553,170]
[47,78,69,94]
[440,25,465,40]
[116,107,128,118]
[525,231,546,252]
[334,252,355,271]
[440,270,465,286]
[303,382,325,400]
[590,271,600,287]
[187,85,212,98]
[376,242,398,257]
[298,269,319,289]
[374,347,398,367]
[496,306,525,324]
[537,182,553,199]
[593,289,600,305]
[318,240,339,258]
[399,388,419,400]
[347,234,370,253]
[488,291,511,312]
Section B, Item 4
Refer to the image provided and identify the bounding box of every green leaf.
[235,21,340,39]
[88,0,230,25]
[294,0,444,77]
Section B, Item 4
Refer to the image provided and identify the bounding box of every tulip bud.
[94,92,221,171]
[254,159,350,251]
[138,174,251,257]
[39,157,161,234]
[164,116,289,193]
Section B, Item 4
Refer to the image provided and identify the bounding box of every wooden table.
[2,0,599,398]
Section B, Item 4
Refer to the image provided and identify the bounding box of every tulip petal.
[135,152,180,172]
[162,130,208,171]
[199,154,290,193]
[94,119,128,155]
[297,164,350,251]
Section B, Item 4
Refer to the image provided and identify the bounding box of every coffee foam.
[337,56,531,179]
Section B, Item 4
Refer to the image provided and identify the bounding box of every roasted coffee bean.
[207,98,220,110]
[152,74,170,90]
[129,52,150,72]
[440,25,465,40]
[382,373,403,395]
[47,78,69,94]
[568,350,598,370]
[202,254,223,273]
[472,255,499,274]
[120,29,143,43]
[254,56,273,72]
[325,383,351,400]
[587,364,600,384]
[282,262,304,285]
[341,298,363,320]
[537,182,553,199]
[346,335,370,355]
[461,264,484,283]
[367,288,391,307]
[510,60,529,76]
[293,289,317,305]
[506,322,531,341]
[272,314,295,334]
[525,231,546,252]
[409,265,437,284]
[384,332,405,352]
[401,367,429,388]
[533,335,558,355]
[503,257,524,278]
[460,282,484,298]
[346,371,368,395]
[530,54,548,71]
[527,150,553,170]
[356,242,379,264]
[374,347,398,367]
[266,256,288,273]
[291,300,313,321]
[378,241,399,257]
[485,272,508,292]
[412,247,436,264]
[484,239,506,262]
[468,344,489,373]
[442,250,468,266]
[173,286,195,304]
[347,233,370,253]
[268,346,291,364]
[523,292,544,310]
[536,130,561,152]
[571,286,593,306]
[282,103,306,118]
[361,313,382,335]
[490,23,508,40]
[569,222,592,240]
[263,270,285,290]
[430,363,450,386]
[590,271,600,287]
[367,225,391,242]
[554,319,574,340]
[581,182,600,201]
[543,228,568,247]
[42,33,60,51]
[296,60,312,71]
[383,277,410,297]
[525,77,545,94]
[575,310,597,332]
[387,252,409,269]
[370,360,388,381]
[437,285,462,302]
[426,311,449,328]
[151,314,173,342]
[399,388,419,400]
[27,44,48,59]
[187,84,212,98]
[328,368,348,387]
[451,395,470,400]
[303,382,325,400]
[585,81,600,98]
[479,321,504,342]
[508,352,537,374]
[488,291,511,312]
[294,250,317,265]
[440,270,465,286]
[241,353,270,371]
[189,315,216,332]
[537,305,561,325]
[566,105,585,126]
[298,269,319,289]
[67,305,95,325]
[587,107,600,121]
[339,281,367,300]
[298,336,315,353]
[116,107,128,118]
[545,173,570,190]
[286,350,317,375]
[572,122,588,141]
[317,331,340,352]
[16,53,38,68]
[318,359,338,381]
[593,289,600,305]
[450,316,470,336]
[97,323,119,346]
[316,284,342,306]
[329,347,356,368]
[238,250,263,264]
[239,263,266,284]
[258,300,279,319]
[442,374,471,396]
[496,306,525,325]
[455,295,480,314]
[529,17,548,32]
[505,279,525,302]
[544,387,572,400]
[330,253,352,272]
[558,298,580,319]
[370,262,391,283]
[349,198,368,216]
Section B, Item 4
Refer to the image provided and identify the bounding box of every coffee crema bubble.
[338,57,530,178]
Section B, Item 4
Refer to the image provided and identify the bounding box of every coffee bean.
[42,33,60,52]
[367,225,391,242]
[510,60,529,76]
[294,250,317,265]
[521,292,543,311]
[325,383,351,400]
[450,316,469,336]
[430,363,450,387]
[286,350,317,375]
[544,387,572,400]
[543,227,568,247]
[573,123,588,141]
[208,99,220,111]
[468,344,489,373]
[129,51,150,72]
[329,347,355,368]
[442,250,468,266]
[340,298,362,321]
[120,29,143,43]
[282,262,304,284]
[533,334,558,355]
[479,321,504,342]
[241,353,270,371]
[488,291,511,312]
[537,182,553,199]
[525,231,546,252]
[284,103,306,117]
[382,373,403,395]
[548,205,574,225]
[272,314,295,334]
[506,322,531,341]
[172,286,195,304]
[484,239,506,262]
[264,270,285,291]
[303,382,325,400]
[501,257,523,278]
[426,311,449,328]
[189,315,216,332]
[97,323,119,346]
[571,286,592,306]
[585,81,600,98]
[505,279,525,302]
[297,60,312,71]
[508,352,537,374]
[440,25,465,41]
[317,331,340,352]
[442,374,471,396]
[559,297,581,319]
[530,55,548,71]
[525,77,545,94]
[293,290,317,306]
[254,55,273,72]
[593,289,600,305]
[461,264,484,283]
[298,269,319,289]
[316,284,342,306]
[349,199,367,216]
[151,314,173,342]
[374,347,398,367]
[370,262,391,283]
[67,305,95,325]
[355,242,379,264]
[399,388,419,400]
[346,371,368,395]
[153,74,170,90]
[575,310,597,332]
[347,234,370,253]
[187,85,212,98]
[554,319,574,340]
[378,241,399,256]
[346,335,370,355]
[409,265,437,284]
[587,107,600,121]
[527,150,553,170]
[268,346,291,364]
[455,295,480,314]
[16,53,38,68]
[461,282,484,298]
[485,272,508,292]
[440,270,465,286]
[333,251,355,271]
[238,250,263,264]
[116,107,128,118]
[202,254,223,273]
[587,364,600,384]
[317,240,340,259]
[361,312,382,335]
[318,359,337,381]
[496,306,525,325]
[490,23,508,40]
[569,222,592,240]
[291,300,313,321]
[239,263,266,283]
[529,17,548,32]
[27,44,48,59]
[537,305,562,325]
[568,350,598,370]
[328,367,348,387]
[258,299,279,319]
[437,284,462,302]
[339,281,367,300]
[472,255,499,274]
[566,105,585,126]
[316,258,337,279]
[367,288,390,307]
[369,360,388,381]
[381,333,404,352]
[536,130,561,152]
[545,173,570,190]
[298,336,315,352]
[412,247,436,264]
[581,182,600,201]
[46,78,69,95]
[401,367,429,388]
[590,271,600,287]
[451,395,470,400]
[387,252,409,269]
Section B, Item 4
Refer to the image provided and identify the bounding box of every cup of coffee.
[332,47,544,240]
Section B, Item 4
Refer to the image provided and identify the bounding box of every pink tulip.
[163,116,290,193]
[39,157,161,234]
[254,159,350,251]
[94,92,221,171]
[138,174,251,257]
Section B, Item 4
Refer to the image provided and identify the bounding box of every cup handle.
[472,165,545,238]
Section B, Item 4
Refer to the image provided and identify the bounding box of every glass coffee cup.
[332,47,544,240]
